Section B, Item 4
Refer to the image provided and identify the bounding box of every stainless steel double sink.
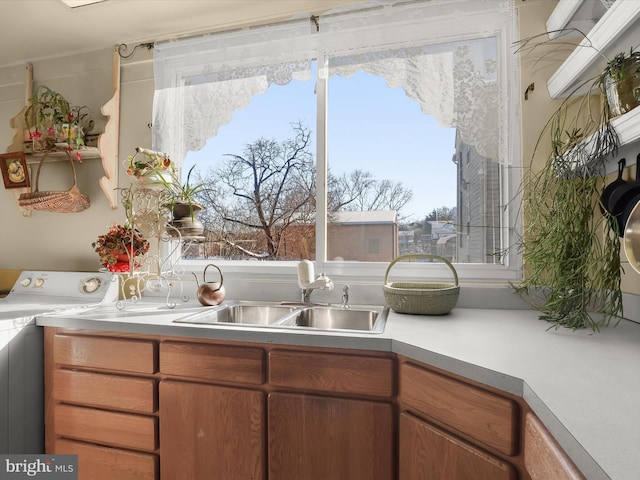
[174,301,388,334]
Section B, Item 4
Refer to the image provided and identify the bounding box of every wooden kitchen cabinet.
[399,412,516,480]
[398,359,524,479]
[158,340,267,480]
[44,328,586,480]
[45,329,159,480]
[159,344,394,480]
[400,361,519,455]
[268,348,395,480]
[159,380,266,480]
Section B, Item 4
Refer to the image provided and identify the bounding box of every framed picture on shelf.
[0,152,30,189]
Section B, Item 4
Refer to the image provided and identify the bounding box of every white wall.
[0,48,153,271]
[0,0,360,273]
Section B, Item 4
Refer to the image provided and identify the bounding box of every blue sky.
[184,69,456,222]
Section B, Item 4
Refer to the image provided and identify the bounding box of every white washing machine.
[0,270,118,453]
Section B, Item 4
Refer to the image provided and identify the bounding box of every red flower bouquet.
[92,223,150,272]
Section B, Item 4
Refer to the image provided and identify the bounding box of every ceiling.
[0,0,365,68]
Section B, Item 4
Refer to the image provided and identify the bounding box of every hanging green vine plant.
[514,31,625,331]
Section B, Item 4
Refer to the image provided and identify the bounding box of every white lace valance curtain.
[153,22,315,162]
[324,38,498,159]
[153,0,512,163]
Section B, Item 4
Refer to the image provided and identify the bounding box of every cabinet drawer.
[56,438,158,480]
[160,341,265,385]
[524,413,584,480]
[400,362,518,455]
[53,334,157,374]
[54,404,157,451]
[53,370,157,413]
[269,350,394,398]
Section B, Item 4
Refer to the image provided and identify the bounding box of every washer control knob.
[83,278,102,294]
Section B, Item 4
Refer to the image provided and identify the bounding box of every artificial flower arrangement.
[92,223,150,273]
[126,147,173,178]
[24,86,89,157]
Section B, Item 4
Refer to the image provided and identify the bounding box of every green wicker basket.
[383,254,459,315]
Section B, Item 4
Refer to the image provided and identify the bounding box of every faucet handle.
[341,284,350,308]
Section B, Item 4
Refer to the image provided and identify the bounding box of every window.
[368,239,380,255]
[153,0,521,282]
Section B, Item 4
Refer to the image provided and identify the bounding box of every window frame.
[160,0,523,285]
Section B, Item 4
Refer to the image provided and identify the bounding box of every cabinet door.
[159,380,265,480]
[268,392,394,480]
[399,412,516,480]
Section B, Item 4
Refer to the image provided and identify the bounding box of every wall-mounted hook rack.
[117,42,154,59]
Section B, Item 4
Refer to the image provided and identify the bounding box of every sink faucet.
[298,260,334,303]
[301,273,334,303]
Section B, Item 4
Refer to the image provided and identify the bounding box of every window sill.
[178,258,522,285]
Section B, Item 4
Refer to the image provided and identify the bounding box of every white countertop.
[37,302,640,480]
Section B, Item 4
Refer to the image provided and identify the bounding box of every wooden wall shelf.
[6,50,120,211]
[24,147,100,165]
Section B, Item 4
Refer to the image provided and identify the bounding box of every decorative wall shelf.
[99,49,120,210]
[610,105,640,147]
[546,0,640,99]
[23,147,100,165]
[564,106,640,175]
[6,49,121,211]
[545,0,607,40]
[543,0,640,174]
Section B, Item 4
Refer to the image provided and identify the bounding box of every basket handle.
[32,148,79,194]
[384,254,459,286]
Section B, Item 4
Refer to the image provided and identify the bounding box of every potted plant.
[151,164,207,237]
[92,223,150,273]
[513,30,628,331]
[24,86,89,155]
[601,49,640,118]
[152,164,206,219]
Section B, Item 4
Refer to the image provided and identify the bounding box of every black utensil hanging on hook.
[601,157,627,214]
